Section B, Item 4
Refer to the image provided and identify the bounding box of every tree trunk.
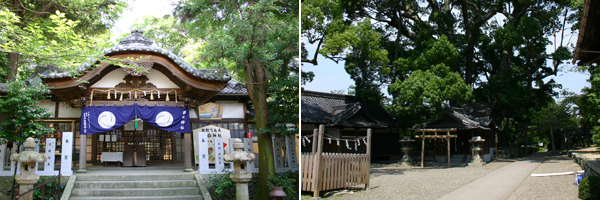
[4,52,19,81]
[244,62,275,200]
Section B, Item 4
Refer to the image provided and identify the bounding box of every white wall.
[37,99,56,117]
[58,102,81,118]
[91,69,127,88]
[215,101,244,118]
[189,108,198,119]
[91,69,179,88]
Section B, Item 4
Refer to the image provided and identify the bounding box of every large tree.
[302,0,580,127]
[175,0,298,199]
[0,0,127,82]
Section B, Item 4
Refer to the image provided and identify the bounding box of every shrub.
[579,176,600,200]
[207,172,259,200]
[207,173,236,200]
[32,176,65,200]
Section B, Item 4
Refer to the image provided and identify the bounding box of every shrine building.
[1,30,261,172]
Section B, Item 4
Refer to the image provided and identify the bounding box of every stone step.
[71,187,200,197]
[76,174,195,181]
[69,195,203,200]
[74,180,197,189]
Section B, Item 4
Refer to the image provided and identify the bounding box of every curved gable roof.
[39,30,231,107]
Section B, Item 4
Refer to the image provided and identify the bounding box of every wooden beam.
[447,131,451,167]
[414,128,457,132]
[421,131,425,168]
[312,125,325,198]
[365,128,372,188]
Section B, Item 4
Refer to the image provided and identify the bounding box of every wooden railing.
[301,125,371,197]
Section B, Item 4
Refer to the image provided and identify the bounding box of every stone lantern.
[224,138,256,200]
[468,136,485,167]
[399,136,415,166]
[10,137,47,200]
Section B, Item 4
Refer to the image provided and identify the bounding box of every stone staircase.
[68,174,203,200]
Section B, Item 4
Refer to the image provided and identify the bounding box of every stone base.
[183,168,194,172]
[77,169,87,173]
[399,161,412,166]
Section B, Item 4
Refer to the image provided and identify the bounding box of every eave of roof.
[38,30,231,82]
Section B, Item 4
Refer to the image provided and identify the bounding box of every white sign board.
[193,125,231,164]
[61,132,73,175]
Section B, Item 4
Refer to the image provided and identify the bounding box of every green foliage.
[33,176,65,200]
[207,173,259,200]
[0,80,53,146]
[303,0,581,130]
[389,36,472,127]
[579,176,600,200]
[580,64,600,147]
[268,171,299,200]
[263,74,299,136]
[0,1,127,80]
[207,173,236,199]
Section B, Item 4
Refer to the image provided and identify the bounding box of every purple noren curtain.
[80,104,190,135]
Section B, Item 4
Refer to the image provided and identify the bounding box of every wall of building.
[58,102,82,118]
[215,100,244,118]
[38,99,56,117]
[90,69,179,88]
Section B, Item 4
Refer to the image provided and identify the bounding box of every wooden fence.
[301,125,371,197]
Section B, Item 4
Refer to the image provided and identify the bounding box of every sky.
[111,0,177,38]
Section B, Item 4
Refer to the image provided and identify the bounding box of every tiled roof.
[414,102,495,130]
[301,90,395,128]
[218,80,248,95]
[38,30,231,81]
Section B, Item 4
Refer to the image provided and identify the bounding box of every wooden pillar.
[550,124,556,154]
[184,133,193,172]
[365,128,372,189]
[312,125,324,198]
[312,128,318,153]
[78,134,87,173]
[421,131,425,168]
[447,131,451,167]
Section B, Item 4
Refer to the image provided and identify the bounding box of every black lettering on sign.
[66,139,69,143]
[202,139,205,143]
[48,150,51,153]
[202,154,205,159]
[65,155,68,160]
[48,156,51,160]
[47,163,50,166]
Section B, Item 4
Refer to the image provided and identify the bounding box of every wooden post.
[421,131,425,168]
[78,134,87,173]
[525,131,528,156]
[184,133,193,172]
[550,124,556,154]
[312,125,324,198]
[312,128,318,153]
[365,128,372,189]
[447,131,451,167]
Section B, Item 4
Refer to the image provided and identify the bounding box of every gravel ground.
[507,154,582,200]
[320,161,512,200]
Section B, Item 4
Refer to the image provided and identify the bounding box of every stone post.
[224,138,255,200]
[11,137,47,200]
